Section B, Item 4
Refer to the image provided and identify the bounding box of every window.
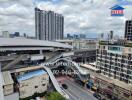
[35,86,38,88]
[42,84,46,86]
[43,77,46,80]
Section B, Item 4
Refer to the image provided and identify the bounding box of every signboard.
[110,5,124,16]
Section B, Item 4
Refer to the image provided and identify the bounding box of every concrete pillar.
[39,50,43,54]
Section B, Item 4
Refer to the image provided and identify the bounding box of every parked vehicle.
[93,93,101,100]
[91,85,97,92]
[62,84,68,89]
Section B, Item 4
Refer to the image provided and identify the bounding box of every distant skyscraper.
[79,34,86,39]
[14,32,20,37]
[2,31,10,38]
[35,7,64,41]
[109,31,114,40]
[73,34,79,39]
[125,19,132,41]
[67,34,71,39]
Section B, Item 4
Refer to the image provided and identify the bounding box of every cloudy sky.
[0,0,132,37]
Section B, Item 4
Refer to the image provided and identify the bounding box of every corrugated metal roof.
[2,71,13,85]
[17,69,47,82]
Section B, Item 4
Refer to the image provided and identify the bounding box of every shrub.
[46,92,66,100]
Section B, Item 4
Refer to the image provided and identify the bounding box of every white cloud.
[0,0,131,37]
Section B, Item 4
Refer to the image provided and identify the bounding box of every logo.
[110,5,125,16]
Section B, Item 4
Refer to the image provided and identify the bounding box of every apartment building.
[125,19,132,41]
[35,8,64,41]
[96,40,132,84]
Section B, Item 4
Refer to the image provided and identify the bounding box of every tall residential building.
[35,7,64,41]
[125,19,132,41]
[96,40,132,84]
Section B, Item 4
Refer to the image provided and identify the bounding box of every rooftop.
[17,69,47,82]
[80,64,99,71]
[2,71,14,85]
[110,5,124,10]
[0,38,73,49]
[99,40,132,47]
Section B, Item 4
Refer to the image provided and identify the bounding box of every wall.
[19,74,49,98]
[3,84,13,96]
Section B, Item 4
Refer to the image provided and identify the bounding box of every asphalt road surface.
[62,79,97,100]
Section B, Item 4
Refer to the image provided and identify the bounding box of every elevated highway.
[41,52,89,81]
[42,66,69,99]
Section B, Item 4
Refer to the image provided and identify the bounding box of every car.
[93,93,102,100]
[62,84,68,89]
[91,85,97,91]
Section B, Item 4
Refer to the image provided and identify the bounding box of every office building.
[125,19,132,41]
[35,7,64,41]
[14,32,20,37]
[56,39,97,63]
[66,34,73,39]
[2,31,10,38]
[96,40,132,84]
[109,31,114,40]
[66,33,86,40]
[73,34,79,39]
[80,34,86,39]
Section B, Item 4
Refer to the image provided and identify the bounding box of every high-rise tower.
[35,8,64,41]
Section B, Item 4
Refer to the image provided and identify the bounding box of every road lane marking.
[66,80,94,96]
[64,89,77,100]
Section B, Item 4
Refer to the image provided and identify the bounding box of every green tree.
[128,96,132,100]
[46,92,66,100]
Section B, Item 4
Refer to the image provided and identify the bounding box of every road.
[58,77,97,100]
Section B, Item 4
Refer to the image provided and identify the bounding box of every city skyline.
[0,0,132,37]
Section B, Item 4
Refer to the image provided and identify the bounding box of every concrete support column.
[39,50,43,54]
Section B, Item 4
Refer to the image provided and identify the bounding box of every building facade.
[17,70,49,98]
[56,39,97,63]
[2,31,10,38]
[125,19,132,41]
[35,8,64,41]
[96,40,132,84]
[2,71,14,96]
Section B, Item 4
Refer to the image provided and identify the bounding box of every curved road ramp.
[42,66,69,99]
[42,58,89,81]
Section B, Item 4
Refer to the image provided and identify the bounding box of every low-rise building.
[56,39,97,63]
[17,69,49,98]
[2,31,10,38]
[2,71,14,96]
